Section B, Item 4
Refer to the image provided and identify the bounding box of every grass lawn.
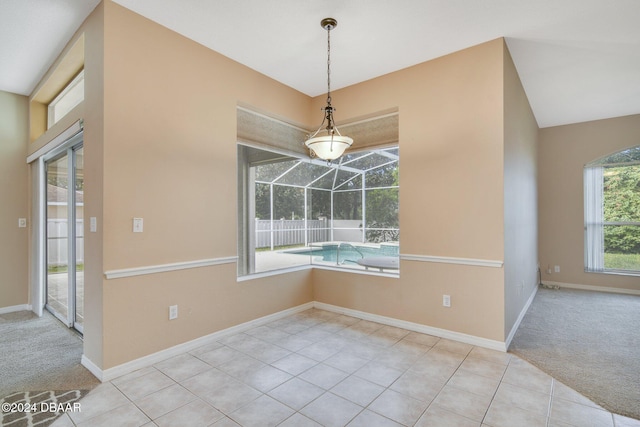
[604,253,640,271]
[47,263,84,274]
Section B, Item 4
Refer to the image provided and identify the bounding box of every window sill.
[237,264,399,282]
[237,265,312,282]
[585,268,640,278]
[312,264,400,278]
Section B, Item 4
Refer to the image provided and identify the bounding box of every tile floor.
[51,309,639,427]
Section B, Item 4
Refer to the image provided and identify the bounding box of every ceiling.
[2,0,639,128]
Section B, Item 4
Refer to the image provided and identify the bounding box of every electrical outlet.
[442,295,451,307]
[554,265,560,273]
[18,218,27,228]
[169,305,178,320]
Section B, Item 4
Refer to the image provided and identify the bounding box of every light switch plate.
[169,305,178,320]
[133,217,144,233]
[443,295,451,307]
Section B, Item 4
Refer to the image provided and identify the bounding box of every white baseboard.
[81,355,104,382]
[89,302,315,382]
[82,298,518,382]
[504,285,538,350]
[0,304,32,315]
[545,281,640,296]
[313,302,507,352]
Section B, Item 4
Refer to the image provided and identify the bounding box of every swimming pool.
[285,243,399,266]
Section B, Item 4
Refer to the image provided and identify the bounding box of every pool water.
[285,243,399,265]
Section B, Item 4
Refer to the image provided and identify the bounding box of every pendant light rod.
[304,17,353,162]
[321,18,337,106]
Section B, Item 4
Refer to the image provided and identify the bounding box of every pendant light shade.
[304,18,353,162]
[305,133,353,161]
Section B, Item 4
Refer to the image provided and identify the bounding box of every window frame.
[48,70,85,129]
[237,142,399,278]
[584,147,640,277]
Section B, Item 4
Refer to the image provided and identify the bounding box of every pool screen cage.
[247,145,399,251]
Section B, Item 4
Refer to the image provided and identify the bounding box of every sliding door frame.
[42,132,84,332]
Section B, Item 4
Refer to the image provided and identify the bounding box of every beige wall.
[29,36,85,143]
[21,1,548,369]
[323,39,506,262]
[82,1,106,370]
[312,39,509,342]
[23,1,105,366]
[0,91,29,309]
[99,1,313,368]
[502,45,539,338]
[539,115,640,292]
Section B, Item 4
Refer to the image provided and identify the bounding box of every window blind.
[584,166,604,271]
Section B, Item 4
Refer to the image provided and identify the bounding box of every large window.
[238,144,399,276]
[584,145,640,274]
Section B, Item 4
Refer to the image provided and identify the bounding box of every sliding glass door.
[74,147,84,331]
[45,143,84,332]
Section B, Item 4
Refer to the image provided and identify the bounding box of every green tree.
[255,183,270,219]
[365,164,399,242]
[255,183,306,220]
[253,149,399,242]
[603,165,640,254]
[308,189,330,220]
[273,186,304,220]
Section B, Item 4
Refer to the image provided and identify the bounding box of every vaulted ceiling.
[2,0,639,128]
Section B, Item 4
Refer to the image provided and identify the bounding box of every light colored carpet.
[509,286,640,420]
[0,311,99,399]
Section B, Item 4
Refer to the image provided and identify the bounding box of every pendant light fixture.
[304,18,353,162]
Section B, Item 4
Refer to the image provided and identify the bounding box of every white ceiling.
[2,0,639,128]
